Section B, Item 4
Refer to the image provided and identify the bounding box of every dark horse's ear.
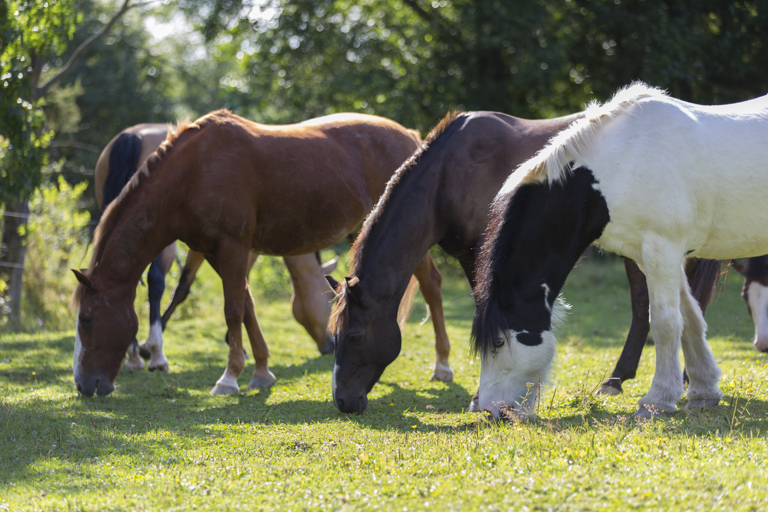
[72,268,95,290]
[731,261,746,276]
[325,274,340,292]
[345,276,364,303]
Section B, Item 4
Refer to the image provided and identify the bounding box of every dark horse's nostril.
[75,381,83,392]
[336,397,345,411]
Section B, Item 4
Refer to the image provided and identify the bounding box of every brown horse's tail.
[397,275,419,331]
[687,258,723,312]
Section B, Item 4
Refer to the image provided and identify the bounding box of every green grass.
[2,256,768,511]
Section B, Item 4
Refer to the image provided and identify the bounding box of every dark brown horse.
[327,111,720,414]
[72,110,450,397]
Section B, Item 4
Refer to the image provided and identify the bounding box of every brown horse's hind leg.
[414,252,453,382]
[243,280,276,389]
[206,246,250,396]
[597,258,650,395]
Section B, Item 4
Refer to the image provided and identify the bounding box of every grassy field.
[2,255,768,511]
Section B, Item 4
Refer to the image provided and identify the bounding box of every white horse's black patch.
[472,166,610,354]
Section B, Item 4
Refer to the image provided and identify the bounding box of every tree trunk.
[1,200,29,330]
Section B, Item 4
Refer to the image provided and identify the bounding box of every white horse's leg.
[679,276,722,409]
[636,239,685,417]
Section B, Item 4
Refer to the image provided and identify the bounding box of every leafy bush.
[21,175,91,330]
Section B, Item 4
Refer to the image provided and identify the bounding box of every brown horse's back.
[151,111,420,257]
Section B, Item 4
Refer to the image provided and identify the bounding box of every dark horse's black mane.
[103,133,143,212]
[329,111,468,336]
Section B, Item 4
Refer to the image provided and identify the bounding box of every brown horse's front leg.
[597,257,650,395]
[414,252,453,382]
[207,247,250,396]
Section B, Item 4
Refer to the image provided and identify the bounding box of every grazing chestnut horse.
[95,124,175,372]
[72,110,449,397]
[326,108,721,414]
[473,83,768,419]
[96,124,341,370]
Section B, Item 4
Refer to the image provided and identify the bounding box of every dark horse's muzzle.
[335,391,368,414]
[75,372,115,397]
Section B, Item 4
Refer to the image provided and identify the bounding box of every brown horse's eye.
[79,316,95,327]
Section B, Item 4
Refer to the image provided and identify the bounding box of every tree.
[0,0,133,329]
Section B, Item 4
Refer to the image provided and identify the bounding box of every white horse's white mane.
[519,82,668,184]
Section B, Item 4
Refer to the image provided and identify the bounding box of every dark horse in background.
[95,124,341,372]
[327,110,720,414]
[73,110,452,397]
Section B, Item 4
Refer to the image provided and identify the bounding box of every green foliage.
[1,261,768,510]
[20,174,90,330]
[0,0,75,203]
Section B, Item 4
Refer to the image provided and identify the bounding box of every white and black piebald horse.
[732,256,768,353]
[472,83,768,419]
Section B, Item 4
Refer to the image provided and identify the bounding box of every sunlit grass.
[2,256,768,511]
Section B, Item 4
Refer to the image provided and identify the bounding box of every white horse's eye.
[492,338,505,348]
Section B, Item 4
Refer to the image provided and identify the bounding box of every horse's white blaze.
[73,306,83,380]
[477,330,556,418]
[747,281,768,352]
[332,361,339,406]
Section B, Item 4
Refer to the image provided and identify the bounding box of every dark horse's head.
[325,275,401,413]
[72,269,138,396]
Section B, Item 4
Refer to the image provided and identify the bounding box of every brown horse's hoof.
[595,378,622,396]
[210,382,239,396]
[248,371,276,390]
[685,398,720,410]
[430,368,453,382]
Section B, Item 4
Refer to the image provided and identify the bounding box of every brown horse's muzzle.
[75,371,115,397]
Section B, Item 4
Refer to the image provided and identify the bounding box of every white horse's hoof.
[248,371,277,389]
[685,398,720,410]
[430,367,454,382]
[210,382,239,396]
[634,404,675,418]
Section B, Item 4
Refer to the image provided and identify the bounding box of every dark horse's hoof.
[596,377,623,396]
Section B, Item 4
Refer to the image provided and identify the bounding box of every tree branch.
[33,0,135,101]
[50,140,101,153]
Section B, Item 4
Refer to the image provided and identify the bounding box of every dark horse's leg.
[138,243,176,371]
[598,257,720,395]
[161,249,206,330]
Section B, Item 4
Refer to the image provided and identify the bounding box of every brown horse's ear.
[731,261,746,276]
[345,276,363,303]
[72,269,95,290]
[325,275,340,292]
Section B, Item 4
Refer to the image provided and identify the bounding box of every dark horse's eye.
[492,338,505,348]
[347,332,364,344]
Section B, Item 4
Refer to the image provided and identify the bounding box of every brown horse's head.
[72,269,138,396]
[327,275,401,414]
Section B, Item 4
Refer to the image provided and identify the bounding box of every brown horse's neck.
[94,171,180,289]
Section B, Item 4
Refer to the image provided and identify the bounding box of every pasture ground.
[1,255,768,511]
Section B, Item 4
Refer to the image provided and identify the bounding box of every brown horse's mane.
[328,111,465,334]
[72,109,242,309]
